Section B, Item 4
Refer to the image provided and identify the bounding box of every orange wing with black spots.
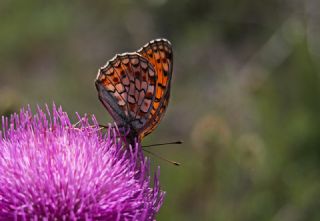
[95,53,157,133]
[95,38,173,141]
[137,39,173,138]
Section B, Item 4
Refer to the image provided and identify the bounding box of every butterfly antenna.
[142,148,180,166]
[142,140,183,148]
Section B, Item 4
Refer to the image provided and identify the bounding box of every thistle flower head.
[0,105,165,220]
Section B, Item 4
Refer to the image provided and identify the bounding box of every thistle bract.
[0,105,164,220]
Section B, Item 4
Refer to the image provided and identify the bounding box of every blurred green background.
[1,0,320,220]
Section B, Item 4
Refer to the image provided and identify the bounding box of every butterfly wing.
[95,38,173,140]
[95,53,157,135]
[137,38,173,138]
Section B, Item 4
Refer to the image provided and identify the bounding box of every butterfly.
[95,39,173,145]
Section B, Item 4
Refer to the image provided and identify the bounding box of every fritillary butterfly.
[95,38,173,145]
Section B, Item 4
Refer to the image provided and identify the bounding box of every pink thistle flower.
[0,105,165,220]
